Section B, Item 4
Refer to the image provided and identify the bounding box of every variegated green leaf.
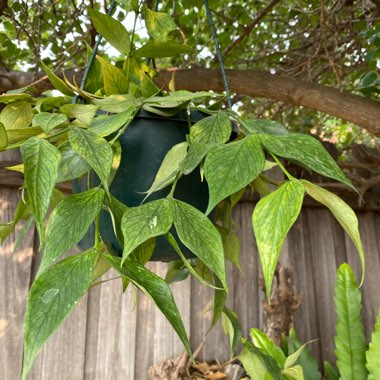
[97,56,129,95]
[32,112,68,134]
[0,101,33,130]
[253,180,304,298]
[89,9,130,54]
[57,142,90,183]
[144,142,188,198]
[61,104,99,125]
[190,111,231,144]
[334,263,367,380]
[135,39,192,58]
[89,105,137,137]
[39,189,105,274]
[121,199,173,263]
[180,142,215,175]
[21,138,61,241]
[0,122,8,150]
[302,180,365,285]
[260,133,351,187]
[204,134,265,214]
[22,249,97,380]
[69,126,113,193]
[282,365,304,380]
[245,119,288,135]
[144,7,176,42]
[172,199,226,288]
[41,62,75,96]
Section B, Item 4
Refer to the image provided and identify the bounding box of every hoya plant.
[0,3,366,379]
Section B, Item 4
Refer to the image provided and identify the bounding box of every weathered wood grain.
[1,184,380,379]
[0,189,35,380]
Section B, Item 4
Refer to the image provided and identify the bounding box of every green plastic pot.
[75,109,213,261]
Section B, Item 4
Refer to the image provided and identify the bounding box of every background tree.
[0,0,379,140]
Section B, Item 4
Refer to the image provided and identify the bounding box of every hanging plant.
[0,2,366,379]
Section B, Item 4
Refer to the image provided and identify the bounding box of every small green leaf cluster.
[236,264,380,380]
[0,6,368,380]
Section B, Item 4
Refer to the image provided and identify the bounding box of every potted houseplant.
[0,3,366,379]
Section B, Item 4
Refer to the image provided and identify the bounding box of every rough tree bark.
[1,67,379,136]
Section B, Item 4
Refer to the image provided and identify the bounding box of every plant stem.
[109,106,141,145]
[270,152,293,180]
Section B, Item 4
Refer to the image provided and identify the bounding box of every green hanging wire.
[73,0,118,103]
[203,0,232,109]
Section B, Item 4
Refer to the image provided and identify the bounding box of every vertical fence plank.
[0,189,35,380]
[84,269,137,380]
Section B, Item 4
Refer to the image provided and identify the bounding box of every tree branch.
[1,67,379,137]
[220,0,281,59]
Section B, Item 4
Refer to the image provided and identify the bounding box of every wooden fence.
[1,173,380,379]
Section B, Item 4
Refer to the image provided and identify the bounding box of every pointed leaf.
[285,341,316,369]
[61,104,99,125]
[144,91,222,105]
[302,181,365,285]
[334,263,367,380]
[6,127,43,144]
[260,133,351,187]
[39,189,105,274]
[245,119,289,135]
[103,253,192,356]
[239,339,284,380]
[21,138,61,241]
[121,199,173,263]
[69,126,113,193]
[21,250,97,380]
[89,9,130,54]
[0,93,32,103]
[135,39,193,58]
[287,328,321,380]
[57,142,91,183]
[89,105,137,137]
[190,111,232,144]
[221,307,242,356]
[0,122,8,150]
[204,134,265,214]
[180,142,215,175]
[0,101,33,130]
[253,180,304,298]
[144,7,176,42]
[173,199,226,288]
[97,56,129,95]
[367,310,380,380]
[41,62,75,96]
[92,94,139,113]
[250,328,286,368]
[145,142,188,197]
[32,112,68,133]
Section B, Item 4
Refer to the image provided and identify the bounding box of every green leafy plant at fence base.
[235,263,380,380]
[0,4,368,380]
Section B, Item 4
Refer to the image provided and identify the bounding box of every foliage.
[0,4,370,379]
[0,1,379,143]
[237,264,380,380]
